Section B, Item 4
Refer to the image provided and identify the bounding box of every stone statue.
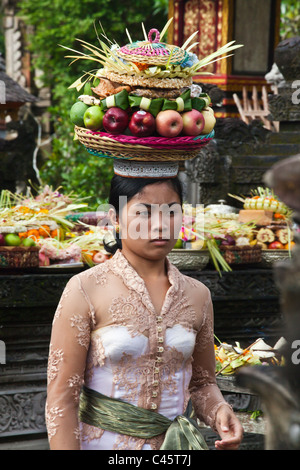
[265,63,285,92]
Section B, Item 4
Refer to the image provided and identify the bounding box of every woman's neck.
[120,248,168,281]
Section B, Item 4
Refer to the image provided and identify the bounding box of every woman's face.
[118,181,182,260]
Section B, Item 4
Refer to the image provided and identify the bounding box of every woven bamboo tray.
[220,245,262,264]
[0,246,40,268]
[75,126,214,161]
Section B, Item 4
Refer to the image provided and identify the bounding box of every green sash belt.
[79,386,208,450]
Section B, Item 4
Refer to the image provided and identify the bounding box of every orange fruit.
[133,62,149,71]
[27,229,39,238]
[284,241,295,250]
[50,228,65,240]
[82,249,98,264]
[27,229,40,242]
[50,229,58,237]
[18,232,28,240]
[39,225,51,237]
[274,213,285,220]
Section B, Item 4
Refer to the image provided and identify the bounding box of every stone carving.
[261,250,290,267]
[0,391,47,436]
[268,84,300,122]
[188,269,280,300]
[167,249,210,271]
[231,167,269,184]
[268,93,289,121]
[0,273,68,308]
[274,36,300,82]
[268,37,300,123]
[214,118,269,148]
[185,141,218,183]
[265,63,285,92]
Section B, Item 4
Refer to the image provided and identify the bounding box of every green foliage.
[280,0,300,39]
[250,410,263,420]
[42,100,114,210]
[17,0,168,209]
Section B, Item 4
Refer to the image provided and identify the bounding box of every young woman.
[45,174,243,450]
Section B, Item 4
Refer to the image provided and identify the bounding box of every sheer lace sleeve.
[45,274,95,449]
[189,290,229,431]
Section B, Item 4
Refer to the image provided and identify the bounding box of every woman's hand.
[214,404,243,450]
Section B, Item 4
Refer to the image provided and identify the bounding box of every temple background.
[168,0,281,118]
[0,0,300,451]
[1,0,297,202]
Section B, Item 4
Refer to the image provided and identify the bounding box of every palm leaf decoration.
[61,17,243,89]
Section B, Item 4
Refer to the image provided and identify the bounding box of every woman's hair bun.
[103,230,122,255]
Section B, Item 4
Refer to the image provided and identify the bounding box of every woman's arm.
[46,275,95,450]
[189,291,243,449]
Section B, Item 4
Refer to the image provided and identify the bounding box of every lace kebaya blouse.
[46,249,228,450]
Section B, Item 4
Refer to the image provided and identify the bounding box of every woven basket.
[220,245,262,264]
[75,126,214,161]
[116,28,188,66]
[117,43,187,66]
[0,246,40,268]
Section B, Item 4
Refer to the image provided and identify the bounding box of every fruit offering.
[69,64,215,140]
[64,18,242,156]
[230,187,292,219]
[0,186,89,267]
[67,228,112,267]
[229,187,294,251]
[215,342,262,376]
[175,204,259,273]
[215,337,284,376]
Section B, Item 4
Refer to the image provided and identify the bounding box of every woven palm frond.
[61,17,243,90]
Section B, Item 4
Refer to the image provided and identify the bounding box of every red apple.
[92,252,109,264]
[0,233,5,246]
[102,107,129,134]
[182,109,205,136]
[155,110,183,137]
[268,241,284,249]
[129,110,156,137]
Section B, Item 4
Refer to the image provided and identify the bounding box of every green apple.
[22,237,36,247]
[173,239,183,249]
[4,233,21,246]
[70,101,89,127]
[84,106,105,130]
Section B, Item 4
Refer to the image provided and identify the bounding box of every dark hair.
[103,175,183,254]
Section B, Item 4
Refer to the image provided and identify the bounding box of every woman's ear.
[108,208,119,229]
